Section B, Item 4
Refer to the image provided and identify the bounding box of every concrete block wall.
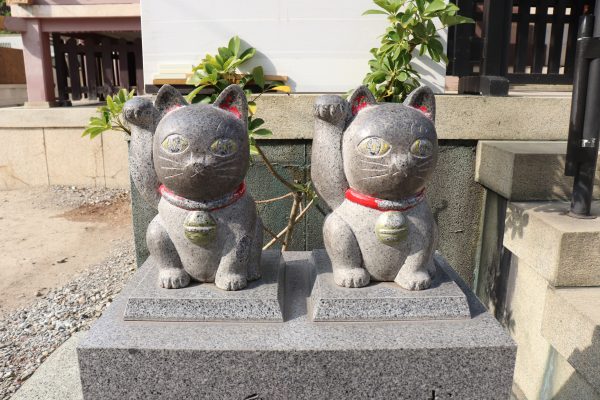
[0,126,129,190]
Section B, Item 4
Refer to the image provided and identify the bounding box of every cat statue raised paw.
[311,85,438,291]
[124,84,262,291]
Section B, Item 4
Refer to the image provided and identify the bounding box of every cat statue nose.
[190,160,206,174]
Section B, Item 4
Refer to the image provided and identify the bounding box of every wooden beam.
[153,74,288,86]
[6,0,33,5]
[2,16,28,32]
[41,17,140,32]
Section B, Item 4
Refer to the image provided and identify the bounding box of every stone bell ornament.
[311,85,438,290]
[123,84,263,291]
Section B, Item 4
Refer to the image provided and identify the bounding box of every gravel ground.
[0,240,135,400]
[45,186,129,209]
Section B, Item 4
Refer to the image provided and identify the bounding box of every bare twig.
[254,143,298,192]
[255,192,294,204]
[262,225,286,245]
[262,198,315,250]
[282,193,301,251]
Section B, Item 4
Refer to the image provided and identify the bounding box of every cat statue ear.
[214,85,249,128]
[348,85,377,117]
[404,86,436,123]
[154,84,188,118]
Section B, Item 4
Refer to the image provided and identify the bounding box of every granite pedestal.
[78,251,516,400]
[124,251,284,322]
[310,250,470,322]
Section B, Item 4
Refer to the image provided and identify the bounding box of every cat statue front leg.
[147,215,191,289]
[323,212,370,288]
[394,205,438,290]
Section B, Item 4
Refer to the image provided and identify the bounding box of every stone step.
[504,201,600,287]
[542,286,600,395]
[475,141,600,201]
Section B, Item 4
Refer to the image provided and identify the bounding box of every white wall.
[140,0,447,93]
[0,34,23,50]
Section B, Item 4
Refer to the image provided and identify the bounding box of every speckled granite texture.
[124,250,284,322]
[78,251,516,400]
[309,249,470,322]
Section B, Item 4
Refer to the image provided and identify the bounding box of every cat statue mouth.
[159,182,246,211]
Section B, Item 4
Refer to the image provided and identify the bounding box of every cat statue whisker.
[311,85,438,291]
[124,84,262,291]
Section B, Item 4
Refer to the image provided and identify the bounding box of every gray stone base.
[78,251,516,400]
[309,249,471,322]
[124,250,284,322]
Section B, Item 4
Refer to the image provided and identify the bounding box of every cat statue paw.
[124,84,262,291]
[312,85,438,291]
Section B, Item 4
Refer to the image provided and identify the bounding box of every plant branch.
[254,142,299,192]
[262,198,315,250]
[255,192,294,204]
[281,193,301,251]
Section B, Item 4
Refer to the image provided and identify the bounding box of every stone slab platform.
[123,250,284,322]
[504,201,600,287]
[475,141,600,201]
[78,251,516,400]
[309,249,471,322]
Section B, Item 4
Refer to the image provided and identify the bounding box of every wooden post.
[21,19,55,106]
[458,0,512,96]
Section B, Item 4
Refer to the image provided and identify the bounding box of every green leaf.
[271,85,291,94]
[425,0,446,14]
[249,144,259,156]
[228,36,241,56]
[185,85,208,103]
[106,95,115,113]
[82,126,108,139]
[373,0,394,13]
[117,89,127,104]
[362,9,388,16]
[249,118,265,130]
[251,66,265,89]
[238,47,256,63]
[248,101,257,116]
[429,38,444,56]
[218,46,233,61]
[251,128,272,136]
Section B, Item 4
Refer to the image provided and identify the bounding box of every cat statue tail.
[123,85,187,209]
[311,86,377,210]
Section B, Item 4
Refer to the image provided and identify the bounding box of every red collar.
[345,187,425,212]
[159,182,246,211]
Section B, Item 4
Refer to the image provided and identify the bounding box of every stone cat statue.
[123,84,262,291]
[312,85,438,290]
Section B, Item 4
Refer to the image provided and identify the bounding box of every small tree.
[362,0,473,102]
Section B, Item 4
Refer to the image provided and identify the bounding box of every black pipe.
[570,4,600,218]
[565,15,594,176]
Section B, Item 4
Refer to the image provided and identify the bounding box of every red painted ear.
[404,86,436,122]
[155,84,187,118]
[213,85,248,126]
[348,86,376,116]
